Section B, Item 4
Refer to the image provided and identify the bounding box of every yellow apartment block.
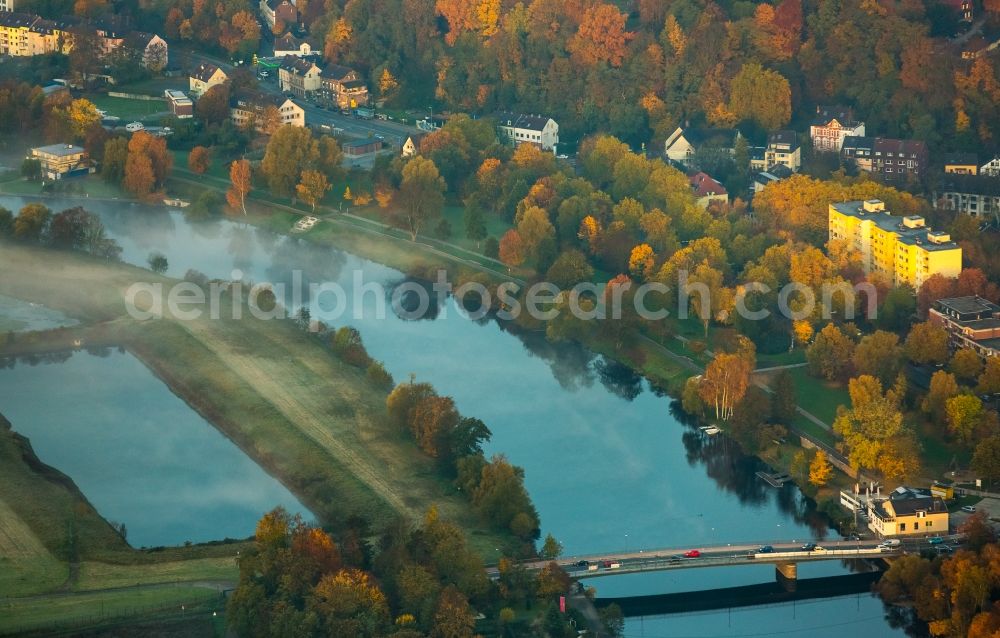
[829,199,962,289]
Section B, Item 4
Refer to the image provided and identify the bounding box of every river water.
[0,197,907,636]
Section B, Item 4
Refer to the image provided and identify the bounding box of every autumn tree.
[395,157,445,240]
[498,229,525,270]
[122,132,172,198]
[946,394,984,442]
[49,98,101,142]
[833,375,914,479]
[430,586,475,638]
[567,3,632,68]
[904,321,950,365]
[699,349,754,421]
[316,135,344,181]
[195,84,231,125]
[226,159,252,215]
[951,348,984,383]
[13,204,51,242]
[101,137,128,184]
[296,169,330,212]
[628,243,656,281]
[808,450,833,486]
[922,370,960,422]
[972,435,1000,485]
[727,62,792,130]
[977,357,1000,394]
[852,330,904,386]
[187,146,211,175]
[261,126,319,198]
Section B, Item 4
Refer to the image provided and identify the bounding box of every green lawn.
[115,77,188,96]
[87,95,168,122]
[0,175,125,199]
[0,587,223,634]
[75,558,238,592]
[438,204,512,249]
[786,366,851,426]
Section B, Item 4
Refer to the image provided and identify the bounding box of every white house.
[189,63,228,98]
[495,112,559,153]
[278,55,321,98]
[273,32,311,57]
[810,105,865,153]
[401,133,426,158]
[664,126,740,165]
[982,157,1000,177]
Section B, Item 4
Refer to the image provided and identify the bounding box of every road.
[490,534,965,579]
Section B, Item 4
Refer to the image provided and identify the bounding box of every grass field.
[87,95,169,122]
[0,497,68,597]
[0,586,223,634]
[0,244,516,560]
[0,175,125,199]
[785,366,851,426]
[75,558,237,592]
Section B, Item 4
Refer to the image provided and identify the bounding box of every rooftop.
[768,130,799,149]
[936,296,1000,316]
[812,105,862,127]
[494,111,555,132]
[688,171,728,198]
[320,64,358,81]
[191,62,224,83]
[32,143,84,157]
[830,201,960,252]
[943,152,979,166]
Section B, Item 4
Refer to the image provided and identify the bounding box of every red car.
[683,550,701,558]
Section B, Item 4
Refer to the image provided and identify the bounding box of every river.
[0,196,907,636]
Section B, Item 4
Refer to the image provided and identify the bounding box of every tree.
[808,450,833,486]
[498,229,524,270]
[196,84,231,125]
[430,585,475,638]
[186,146,211,175]
[833,375,913,479]
[463,203,487,248]
[396,157,445,240]
[316,136,344,181]
[20,158,40,181]
[628,243,656,281]
[516,206,555,255]
[946,394,984,442]
[186,190,223,221]
[568,3,632,68]
[226,159,252,215]
[977,357,1000,394]
[806,325,853,380]
[261,126,319,198]
[546,250,594,289]
[296,170,331,212]
[771,370,797,423]
[922,370,960,422]
[147,252,168,274]
[699,351,754,421]
[101,137,128,184]
[123,131,172,197]
[951,348,983,383]
[13,204,51,242]
[853,331,903,386]
[972,435,1000,484]
[541,534,563,560]
[905,322,950,365]
[727,62,792,130]
[123,152,155,197]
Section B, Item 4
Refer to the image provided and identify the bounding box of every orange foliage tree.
[568,3,632,68]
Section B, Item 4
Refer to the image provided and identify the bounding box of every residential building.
[260,0,296,29]
[26,17,70,55]
[189,63,228,98]
[0,0,13,13]
[664,126,740,164]
[934,174,1000,220]
[30,143,93,179]
[496,112,559,153]
[842,137,928,183]
[943,152,978,175]
[164,90,193,118]
[344,138,382,156]
[130,32,167,69]
[688,171,728,209]
[0,12,39,56]
[983,157,1000,177]
[230,90,304,133]
[320,64,368,110]
[828,199,962,289]
[750,164,793,196]
[763,130,801,173]
[273,32,311,57]
[0,11,163,66]
[867,487,949,537]
[748,146,766,171]
[941,0,973,22]
[810,105,865,153]
[278,55,321,98]
[930,296,1000,359]
[401,133,426,158]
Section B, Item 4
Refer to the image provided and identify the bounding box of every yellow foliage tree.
[808,450,833,486]
[628,243,656,280]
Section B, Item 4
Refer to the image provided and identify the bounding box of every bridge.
[492,535,960,589]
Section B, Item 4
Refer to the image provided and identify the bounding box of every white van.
[879,539,901,549]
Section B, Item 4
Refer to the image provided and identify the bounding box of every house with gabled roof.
[278,55,321,98]
[230,89,304,133]
[320,64,368,110]
[495,111,559,153]
[189,62,228,98]
[273,32,311,57]
[810,105,865,153]
[260,0,296,29]
[688,171,728,209]
[664,126,740,165]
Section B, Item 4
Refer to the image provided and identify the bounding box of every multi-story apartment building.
[930,296,1000,359]
[828,199,962,289]
[810,105,865,153]
[320,64,368,110]
[230,90,304,133]
[934,174,1000,221]
[762,130,801,173]
[841,137,928,183]
[496,112,559,153]
[278,55,321,98]
[0,12,37,56]
[944,152,979,175]
[0,11,164,66]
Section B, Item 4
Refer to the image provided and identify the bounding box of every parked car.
[125,122,144,132]
[928,536,945,545]
[962,505,977,513]
[758,545,774,554]
[683,550,701,558]
[936,545,954,554]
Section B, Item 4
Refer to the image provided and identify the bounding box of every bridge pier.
[775,562,798,592]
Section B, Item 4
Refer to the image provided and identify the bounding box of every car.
[936,545,954,554]
[758,545,774,554]
[928,536,945,545]
[576,560,589,567]
[683,550,701,558]
[668,554,682,564]
[600,560,613,568]
[962,505,977,513]
[125,122,144,132]
[801,543,817,552]
[880,539,902,549]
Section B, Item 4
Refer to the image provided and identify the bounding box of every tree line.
[0,203,121,260]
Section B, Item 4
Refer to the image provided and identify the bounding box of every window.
[899,523,906,531]
[914,521,919,530]
[927,520,933,528]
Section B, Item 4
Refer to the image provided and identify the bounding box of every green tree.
[396,157,446,240]
[727,62,792,130]
[316,135,344,181]
[147,252,168,274]
[545,250,595,289]
[463,202,487,248]
[0,207,13,237]
[950,348,983,383]
[541,533,563,560]
[261,126,319,198]
[946,394,984,442]
[101,137,128,184]
[972,435,1000,485]
[771,370,798,423]
[806,323,855,381]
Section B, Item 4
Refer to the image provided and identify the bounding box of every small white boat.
[163,198,190,208]
[700,426,722,436]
